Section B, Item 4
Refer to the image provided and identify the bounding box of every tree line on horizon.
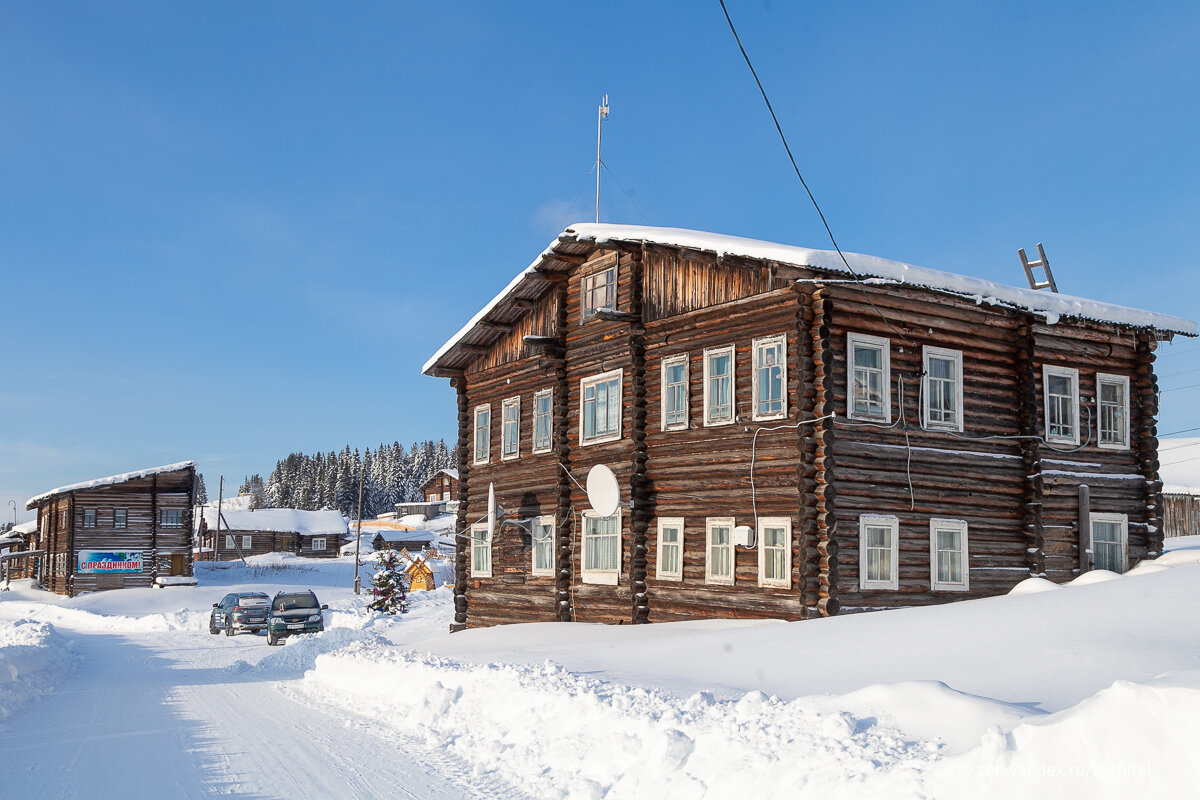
[194,439,456,520]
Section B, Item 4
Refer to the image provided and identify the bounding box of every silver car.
[209,592,271,636]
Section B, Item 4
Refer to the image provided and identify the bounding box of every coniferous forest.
[227,440,456,520]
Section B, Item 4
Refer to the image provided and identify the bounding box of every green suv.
[266,590,328,646]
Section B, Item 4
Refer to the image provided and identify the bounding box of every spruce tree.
[368,550,408,614]
[194,473,208,505]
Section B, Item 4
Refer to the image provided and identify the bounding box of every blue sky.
[3,1,1199,521]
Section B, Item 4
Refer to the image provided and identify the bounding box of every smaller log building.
[422,469,459,502]
[197,508,347,560]
[26,461,196,595]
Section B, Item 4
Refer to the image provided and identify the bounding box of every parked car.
[266,590,328,646]
[209,592,271,636]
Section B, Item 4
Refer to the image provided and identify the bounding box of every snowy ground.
[2,547,1199,798]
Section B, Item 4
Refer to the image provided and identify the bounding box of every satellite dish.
[487,482,496,541]
[586,464,621,517]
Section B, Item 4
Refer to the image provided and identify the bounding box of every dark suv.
[266,590,328,646]
[210,592,271,636]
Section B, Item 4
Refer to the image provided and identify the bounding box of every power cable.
[717,0,915,346]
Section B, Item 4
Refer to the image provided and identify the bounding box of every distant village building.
[422,469,459,502]
[0,520,39,582]
[197,508,347,560]
[1161,490,1200,538]
[423,224,1196,629]
[25,462,196,595]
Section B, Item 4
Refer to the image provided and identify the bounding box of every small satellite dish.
[487,482,497,541]
[585,464,621,517]
[732,525,756,548]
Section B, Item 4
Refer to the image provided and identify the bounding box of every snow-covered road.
[0,623,516,799]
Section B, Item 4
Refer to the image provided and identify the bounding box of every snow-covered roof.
[27,461,196,509]
[11,520,37,535]
[372,529,446,545]
[202,508,347,536]
[423,468,459,483]
[424,224,1195,374]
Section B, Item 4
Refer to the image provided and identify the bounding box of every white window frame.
[242,535,253,550]
[1043,365,1080,445]
[702,344,736,427]
[470,522,492,578]
[311,537,325,552]
[160,509,183,529]
[579,369,623,446]
[847,332,892,422]
[82,508,96,528]
[225,535,235,549]
[660,354,690,431]
[581,264,617,320]
[114,509,127,529]
[501,396,520,461]
[1096,373,1130,451]
[581,509,621,585]
[922,346,964,432]
[705,517,735,585]
[1090,512,1128,573]
[656,517,684,581]
[859,514,900,590]
[531,515,555,577]
[929,518,969,592]
[757,516,792,589]
[532,387,554,453]
[752,334,788,422]
[473,404,491,465]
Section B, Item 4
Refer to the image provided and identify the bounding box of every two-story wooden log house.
[423,224,1195,629]
[26,461,196,595]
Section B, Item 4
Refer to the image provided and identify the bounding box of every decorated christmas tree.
[368,550,409,614]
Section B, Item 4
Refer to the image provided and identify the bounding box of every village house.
[422,468,459,502]
[423,224,1195,629]
[196,508,347,560]
[25,461,196,595]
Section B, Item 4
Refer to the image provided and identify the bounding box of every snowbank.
[0,602,207,633]
[0,619,75,720]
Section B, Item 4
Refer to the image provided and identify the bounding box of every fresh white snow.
[200,506,349,535]
[3,542,1200,797]
[25,460,196,508]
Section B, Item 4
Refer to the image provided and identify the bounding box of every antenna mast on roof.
[595,94,610,223]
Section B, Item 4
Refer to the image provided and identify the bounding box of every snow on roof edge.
[423,224,1195,372]
[27,461,196,509]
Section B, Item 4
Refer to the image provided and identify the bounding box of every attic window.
[581,266,616,320]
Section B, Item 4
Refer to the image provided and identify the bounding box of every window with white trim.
[752,334,787,421]
[580,369,623,445]
[859,514,899,590]
[703,345,735,426]
[582,511,621,584]
[757,517,791,588]
[1091,513,1128,573]
[83,508,96,528]
[242,535,253,550]
[848,333,891,422]
[470,522,492,578]
[1043,365,1080,445]
[114,509,127,529]
[1097,374,1130,450]
[929,518,968,591]
[922,346,963,432]
[161,509,183,529]
[312,537,326,552]
[705,517,735,585]
[532,515,555,577]
[225,535,235,549]
[656,517,683,580]
[533,388,553,453]
[501,396,520,460]
[661,354,689,431]
[473,404,491,465]
[581,265,616,320]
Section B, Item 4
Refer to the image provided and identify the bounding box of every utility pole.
[595,94,610,223]
[214,476,223,562]
[353,459,365,594]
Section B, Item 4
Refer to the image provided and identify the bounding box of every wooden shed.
[197,508,347,560]
[25,461,196,595]
[423,224,1196,630]
[1161,490,1200,538]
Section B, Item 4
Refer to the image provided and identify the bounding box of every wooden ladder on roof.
[1019,243,1058,292]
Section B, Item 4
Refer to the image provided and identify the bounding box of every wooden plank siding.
[438,238,1176,629]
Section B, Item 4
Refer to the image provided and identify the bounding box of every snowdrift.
[0,619,75,720]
